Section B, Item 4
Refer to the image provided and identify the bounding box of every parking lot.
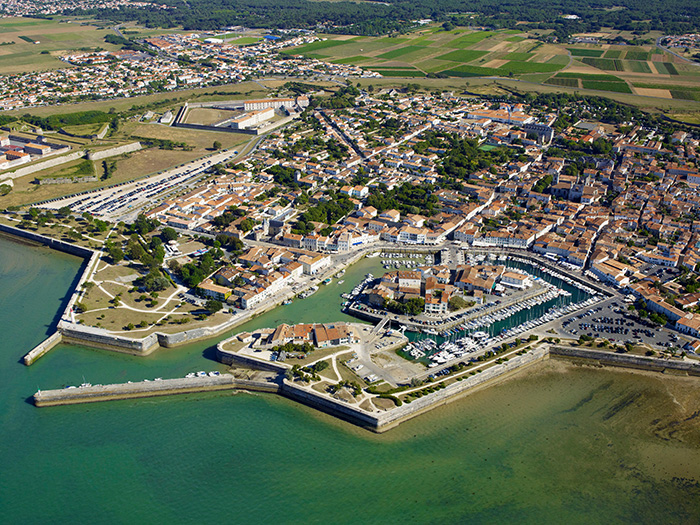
[552,296,686,350]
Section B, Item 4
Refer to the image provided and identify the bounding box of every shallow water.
[1,237,699,524]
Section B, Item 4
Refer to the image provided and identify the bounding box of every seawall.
[33,374,280,407]
[375,345,550,431]
[550,346,700,375]
[24,332,63,366]
[0,222,94,258]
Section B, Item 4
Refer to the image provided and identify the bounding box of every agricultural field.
[281,25,700,105]
[0,17,178,75]
[283,27,570,79]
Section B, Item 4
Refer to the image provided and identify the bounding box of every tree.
[448,295,473,312]
[107,245,124,264]
[213,140,222,150]
[205,299,223,313]
[161,227,178,242]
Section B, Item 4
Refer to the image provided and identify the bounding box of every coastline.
[7,223,372,363]
[33,343,700,433]
[7,219,609,364]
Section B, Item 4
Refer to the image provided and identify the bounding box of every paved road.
[656,36,700,66]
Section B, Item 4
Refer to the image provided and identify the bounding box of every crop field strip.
[567,48,604,57]
[581,80,632,93]
[580,57,625,71]
[623,60,653,74]
[654,62,680,75]
[603,50,623,58]
[376,45,428,60]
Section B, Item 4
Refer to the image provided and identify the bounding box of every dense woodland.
[66,0,700,37]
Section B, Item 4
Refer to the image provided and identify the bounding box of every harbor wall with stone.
[216,345,287,373]
[60,324,161,355]
[0,222,94,258]
[23,332,63,366]
[33,374,280,407]
[374,345,550,431]
[280,381,381,430]
[550,346,700,375]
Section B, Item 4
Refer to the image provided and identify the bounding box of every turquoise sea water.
[2,237,700,524]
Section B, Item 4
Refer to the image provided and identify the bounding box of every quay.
[33,373,281,407]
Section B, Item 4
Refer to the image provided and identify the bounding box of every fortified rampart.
[87,142,141,160]
[550,346,700,375]
[0,222,94,258]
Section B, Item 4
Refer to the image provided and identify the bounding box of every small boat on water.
[283,299,292,305]
[323,278,332,285]
[337,280,345,284]
[300,286,319,298]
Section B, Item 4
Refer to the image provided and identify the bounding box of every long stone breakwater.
[33,374,281,407]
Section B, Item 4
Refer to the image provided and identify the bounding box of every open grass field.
[184,107,239,126]
[127,123,251,151]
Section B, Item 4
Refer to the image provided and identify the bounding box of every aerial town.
[0,31,375,111]
[3,0,700,518]
[4,77,696,422]
[0,9,698,433]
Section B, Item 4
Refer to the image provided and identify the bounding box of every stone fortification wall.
[216,345,287,373]
[60,324,160,355]
[0,150,85,183]
[87,142,141,161]
[280,381,382,430]
[0,223,94,258]
[550,346,700,375]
